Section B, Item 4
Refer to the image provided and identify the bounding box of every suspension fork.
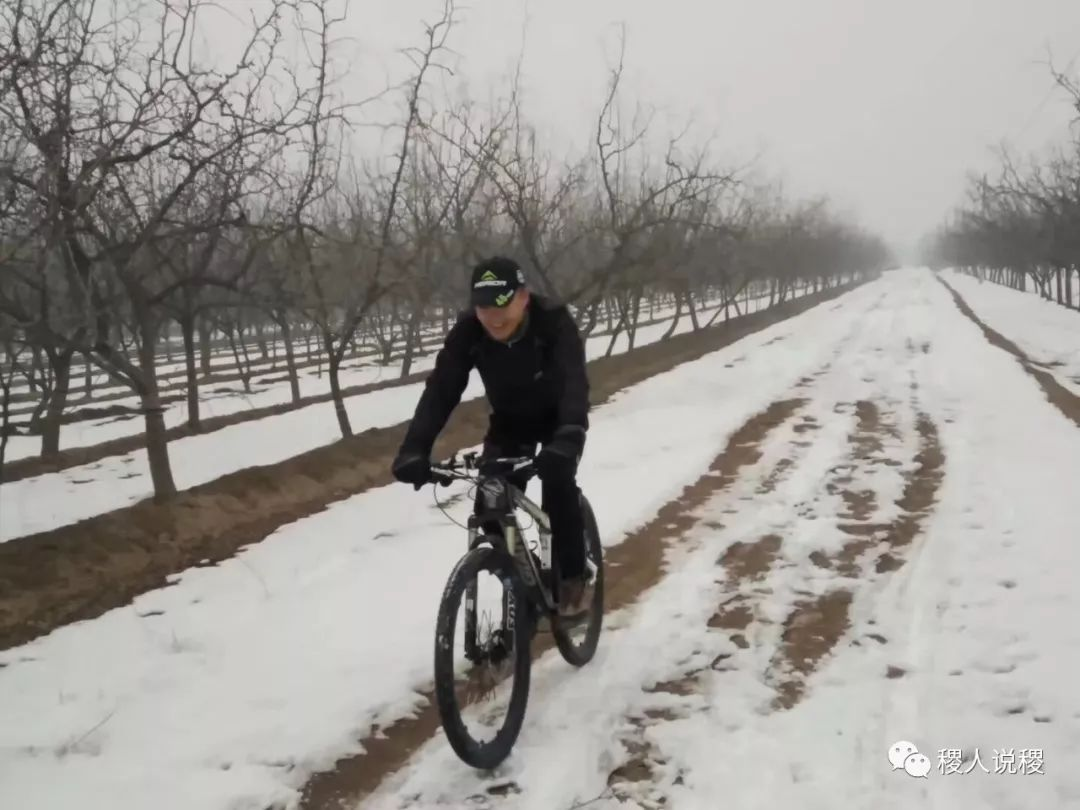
[464,519,481,662]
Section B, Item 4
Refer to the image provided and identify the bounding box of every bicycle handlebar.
[428,451,535,486]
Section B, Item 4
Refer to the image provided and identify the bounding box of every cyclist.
[391,256,594,617]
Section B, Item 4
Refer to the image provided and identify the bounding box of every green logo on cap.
[480,270,497,282]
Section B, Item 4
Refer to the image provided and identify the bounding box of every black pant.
[474,416,586,579]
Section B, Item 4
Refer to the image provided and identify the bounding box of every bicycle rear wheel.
[433,543,532,770]
[552,493,604,666]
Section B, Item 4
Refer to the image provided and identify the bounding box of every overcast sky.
[325,0,1080,258]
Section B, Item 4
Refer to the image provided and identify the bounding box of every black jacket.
[400,294,590,456]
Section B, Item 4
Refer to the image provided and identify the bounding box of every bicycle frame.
[434,453,558,614]
[469,471,556,613]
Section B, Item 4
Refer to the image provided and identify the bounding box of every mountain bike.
[426,450,604,770]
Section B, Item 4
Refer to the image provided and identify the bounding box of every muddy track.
[767,397,943,707]
[939,275,1080,429]
[601,368,946,802]
[0,283,864,655]
[297,398,808,810]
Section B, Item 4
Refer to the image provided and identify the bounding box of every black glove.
[392,451,432,490]
[536,426,584,480]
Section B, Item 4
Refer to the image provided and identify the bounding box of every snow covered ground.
[355,267,1080,810]
[944,269,1080,398]
[0,297,760,541]
[5,269,1068,810]
[0,279,880,809]
[4,298,752,463]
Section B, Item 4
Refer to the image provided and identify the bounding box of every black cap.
[470,256,525,308]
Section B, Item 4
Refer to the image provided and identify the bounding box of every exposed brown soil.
[708,597,754,630]
[939,276,1080,430]
[716,534,783,582]
[296,397,807,810]
[604,722,680,809]
[767,589,855,710]
[740,342,944,713]
[659,382,923,715]
[757,459,794,494]
[608,738,658,784]
[852,400,884,457]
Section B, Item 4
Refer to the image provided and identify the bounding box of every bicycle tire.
[552,493,605,667]
[433,543,532,770]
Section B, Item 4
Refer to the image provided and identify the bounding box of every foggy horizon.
[343,0,1080,260]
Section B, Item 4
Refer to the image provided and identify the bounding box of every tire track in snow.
[939,275,1080,430]
[298,398,809,810]
[327,289,911,810]
[598,354,947,806]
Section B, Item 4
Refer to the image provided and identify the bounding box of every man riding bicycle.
[391,256,594,618]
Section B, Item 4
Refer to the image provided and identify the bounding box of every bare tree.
[0,0,344,499]
[0,322,26,479]
[289,0,457,437]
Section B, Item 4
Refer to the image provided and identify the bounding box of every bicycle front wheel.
[433,543,532,770]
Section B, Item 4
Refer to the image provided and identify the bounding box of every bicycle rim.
[433,543,532,770]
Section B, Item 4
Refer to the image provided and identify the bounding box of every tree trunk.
[138,314,178,501]
[198,316,213,379]
[730,286,743,317]
[686,291,700,331]
[225,321,253,393]
[662,292,683,339]
[180,313,201,432]
[26,380,49,436]
[0,372,12,484]
[256,319,269,362]
[280,317,302,403]
[81,352,93,400]
[30,345,45,402]
[400,304,424,379]
[604,307,627,357]
[626,292,642,351]
[40,348,73,458]
[579,298,601,338]
[327,333,353,438]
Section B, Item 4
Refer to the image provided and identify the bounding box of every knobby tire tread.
[433,543,532,770]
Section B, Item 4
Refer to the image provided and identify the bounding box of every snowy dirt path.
[351,268,1080,810]
[0,282,883,810]
[942,270,1080,399]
